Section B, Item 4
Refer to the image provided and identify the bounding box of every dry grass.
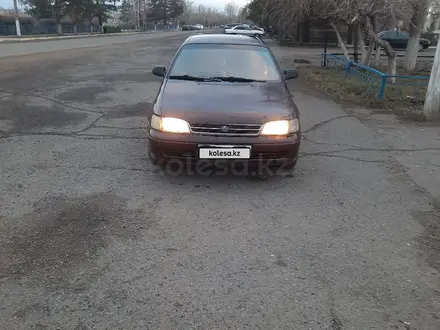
[301,67,435,121]
[372,65,432,76]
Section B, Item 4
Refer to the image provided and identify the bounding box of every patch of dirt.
[413,200,440,272]
[294,58,312,64]
[56,85,114,103]
[104,102,153,119]
[0,94,89,133]
[0,192,154,289]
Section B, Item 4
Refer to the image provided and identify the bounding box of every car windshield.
[168,44,281,82]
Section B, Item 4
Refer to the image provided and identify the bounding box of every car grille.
[190,123,261,136]
[162,150,196,159]
[250,151,287,160]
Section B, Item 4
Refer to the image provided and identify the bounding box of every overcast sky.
[0,0,249,11]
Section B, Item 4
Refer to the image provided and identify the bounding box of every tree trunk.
[98,15,103,33]
[403,0,429,71]
[404,36,421,70]
[363,16,396,76]
[423,41,440,118]
[353,23,359,62]
[362,14,378,66]
[330,22,350,61]
[374,44,381,67]
[388,56,397,77]
[55,15,62,35]
[347,24,353,44]
[56,22,62,35]
[357,24,367,63]
[71,8,77,35]
[364,41,375,65]
[54,0,62,35]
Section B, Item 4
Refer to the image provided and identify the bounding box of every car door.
[225,25,234,33]
[384,31,400,49]
[397,31,409,49]
[233,26,245,35]
[242,26,254,35]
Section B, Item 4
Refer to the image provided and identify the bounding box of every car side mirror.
[152,66,167,77]
[284,69,298,80]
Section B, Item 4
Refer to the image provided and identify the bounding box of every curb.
[0,30,182,44]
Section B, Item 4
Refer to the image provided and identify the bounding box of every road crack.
[93,125,147,130]
[302,115,355,133]
[303,135,440,153]
[300,153,391,164]
[79,165,154,173]
[0,88,105,115]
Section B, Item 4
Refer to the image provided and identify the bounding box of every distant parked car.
[250,25,264,32]
[378,30,431,51]
[224,24,265,37]
[223,23,240,33]
[194,24,204,30]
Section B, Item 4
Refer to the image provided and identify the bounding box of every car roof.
[183,34,264,46]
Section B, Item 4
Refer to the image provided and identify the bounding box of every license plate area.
[198,145,251,159]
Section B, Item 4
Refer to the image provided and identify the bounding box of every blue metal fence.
[0,23,100,35]
[321,54,430,101]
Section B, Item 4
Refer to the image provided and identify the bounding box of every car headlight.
[151,114,191,133]
[260,119,299,135]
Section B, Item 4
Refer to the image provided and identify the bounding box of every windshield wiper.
[168,75,222,82]
[209,76,267,83]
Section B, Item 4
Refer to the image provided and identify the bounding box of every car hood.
[155,80,296,125]
[421,38,431,43]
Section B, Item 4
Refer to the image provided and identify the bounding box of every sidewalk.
[0,30,179,44]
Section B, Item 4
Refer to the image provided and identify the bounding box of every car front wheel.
[418,43,424,51]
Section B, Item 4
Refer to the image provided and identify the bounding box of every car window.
[380,31,392,38]
[398,32,409,38]
[168,44,282,82]
[386,31,399,38]
[243,27,252,30]
[235,26,244,30]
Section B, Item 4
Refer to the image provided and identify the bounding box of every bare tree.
[224,2,238,22]
[402,0,430,71]
[179,1,230,26]
[249,0,404,73]
[179,0,194,24]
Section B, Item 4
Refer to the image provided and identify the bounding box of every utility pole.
[13,0,21,36]
[423,31,440,119]
[143,0,147,31]
[132,0,140,31]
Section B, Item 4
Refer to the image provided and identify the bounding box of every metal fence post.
[378,75,387,99]
[344,61,352,77]
[323,32,328,67]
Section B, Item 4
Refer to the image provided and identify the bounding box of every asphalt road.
[0,32,439,329]
[0,30,193,58]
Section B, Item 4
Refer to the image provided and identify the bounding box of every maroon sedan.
[148,34,300,171]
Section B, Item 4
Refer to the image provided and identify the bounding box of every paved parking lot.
[0,32,439,329]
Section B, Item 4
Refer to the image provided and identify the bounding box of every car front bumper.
[148,129,301,166]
